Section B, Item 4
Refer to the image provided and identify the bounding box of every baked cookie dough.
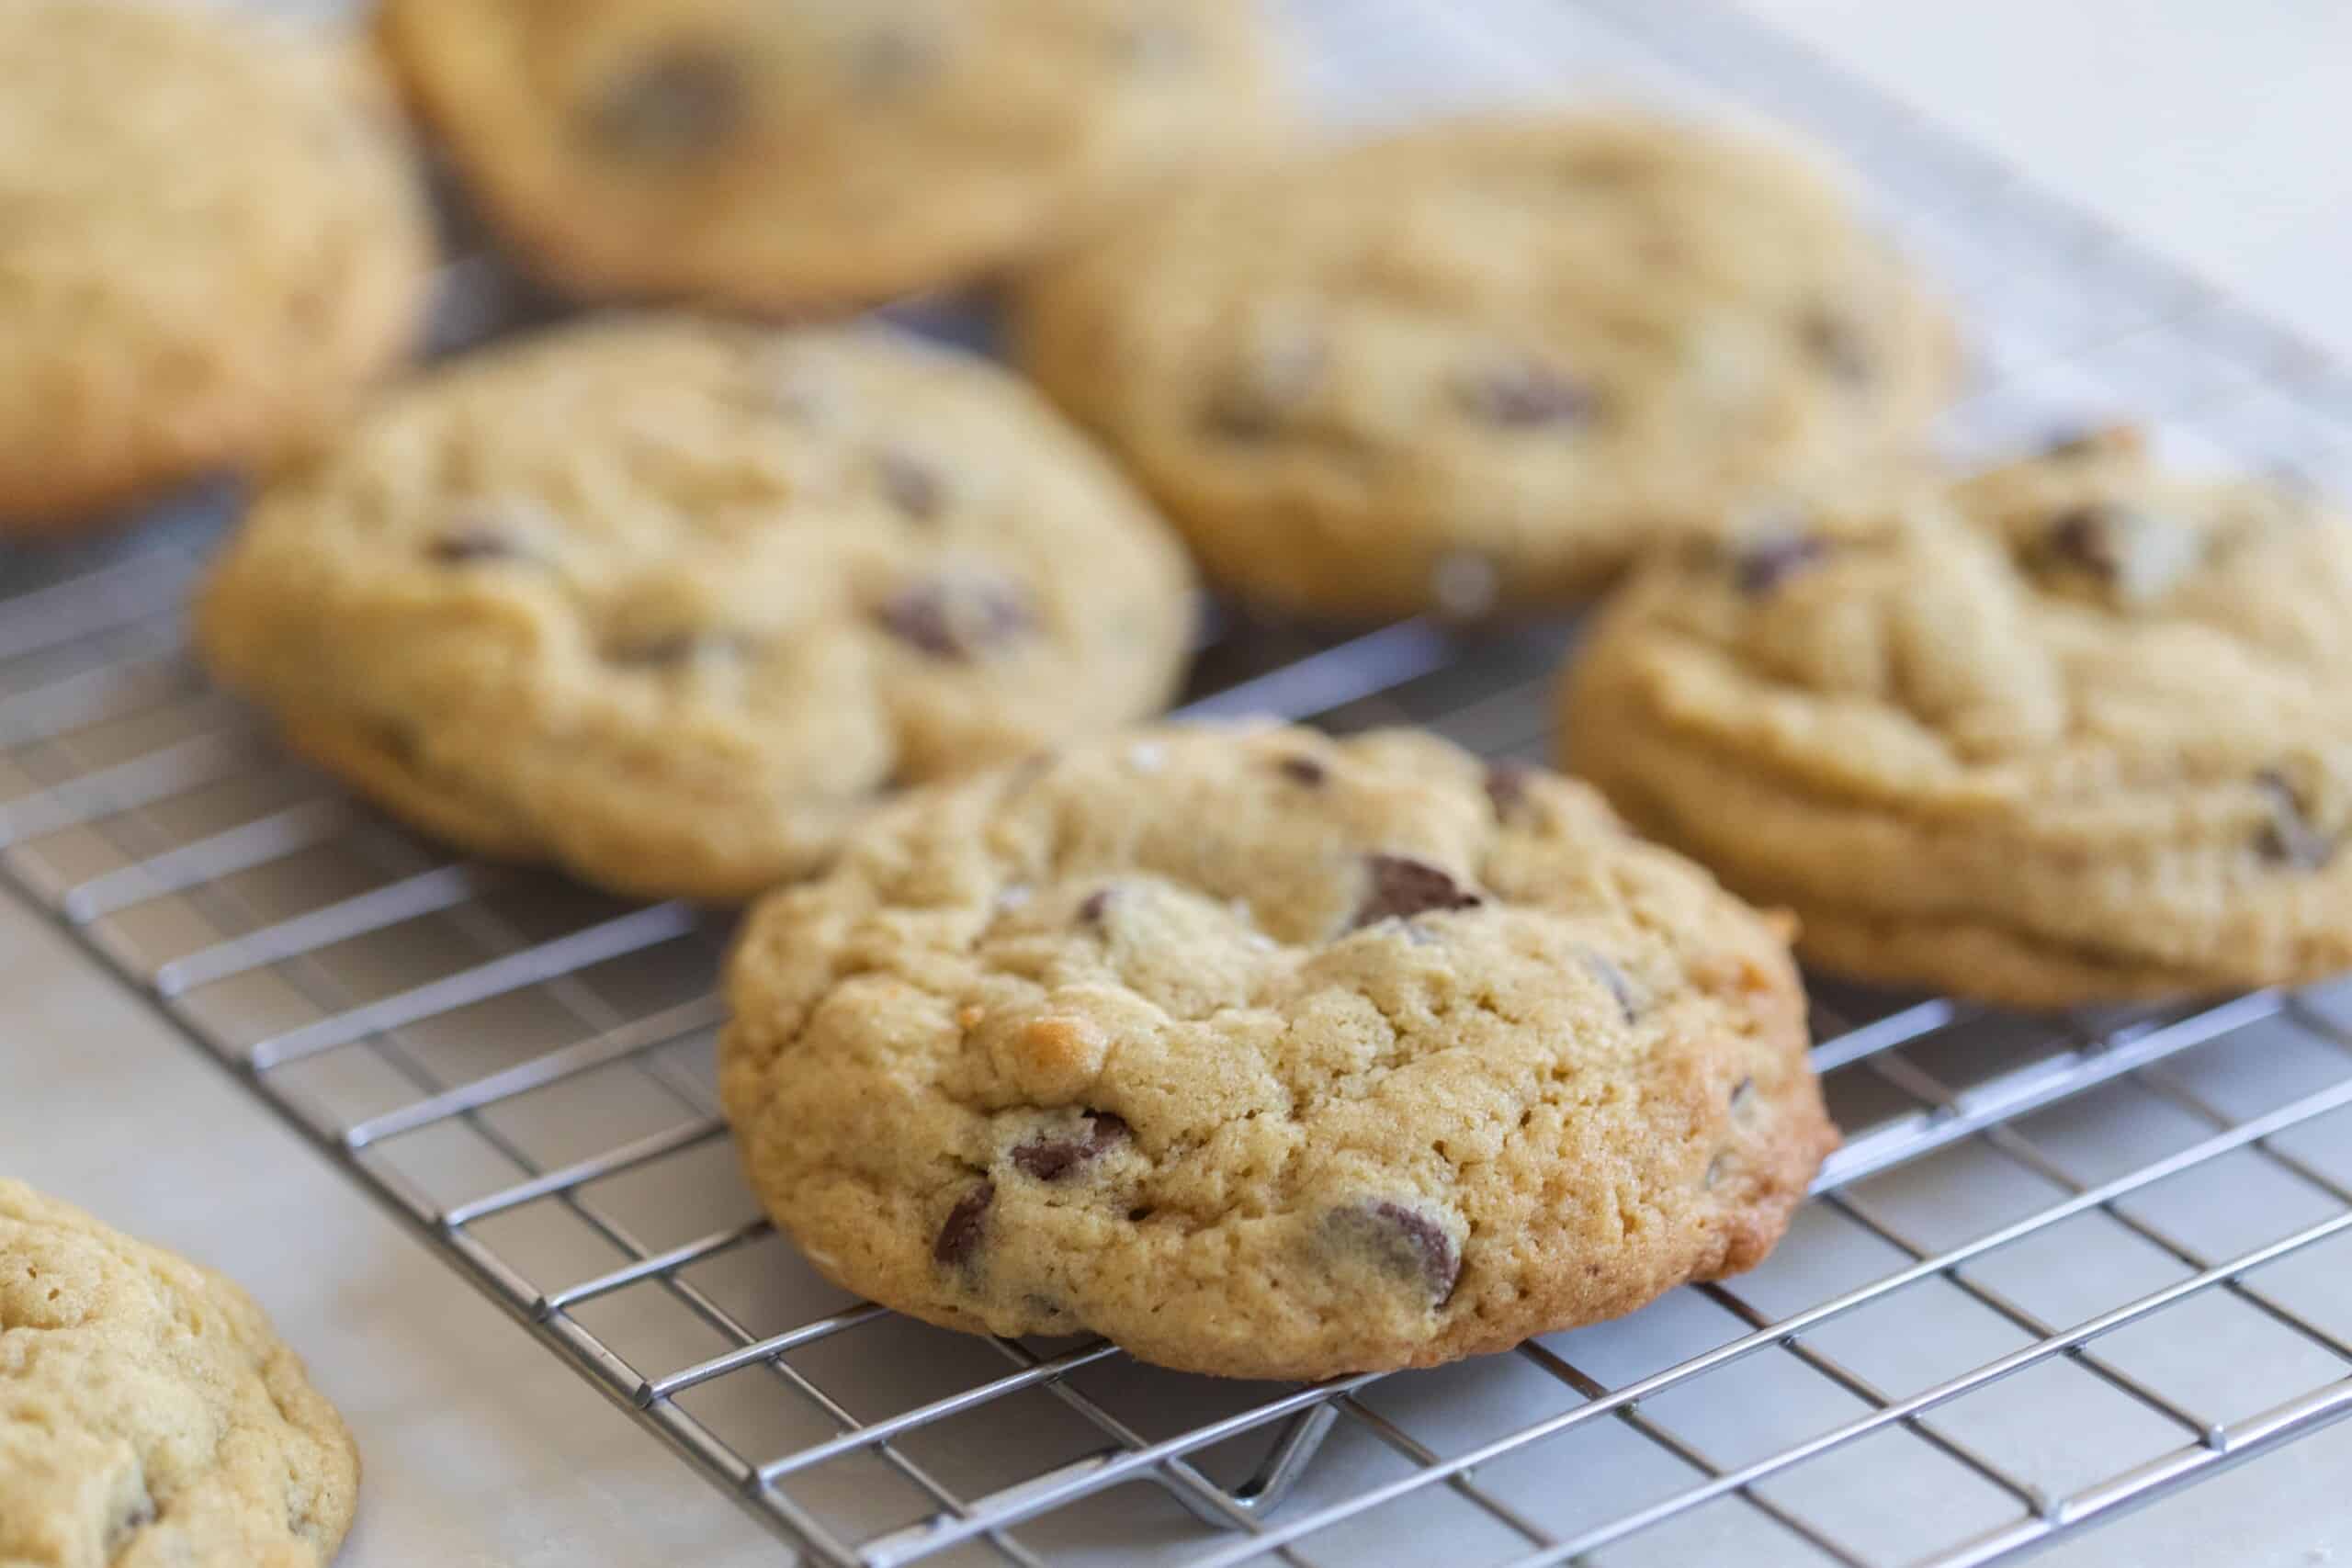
[195,316,1197,902]
[720,724,1833,1380]
[1563,428,2352,1007]
[379,0,1283,313]
[0,1179,359,1568]
[1016,112,1954,618]
[0,0,432,531]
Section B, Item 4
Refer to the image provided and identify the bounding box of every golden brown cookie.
[379,0,1283,314]
[1016,112,1955,618]
[720,725,1833,1381]
[0,0,433,532]
[195,316,1197,903]
[1563,429,2352,1008]
[0,1179,359,1568]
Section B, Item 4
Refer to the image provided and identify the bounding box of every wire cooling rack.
[8,2,2352,1564]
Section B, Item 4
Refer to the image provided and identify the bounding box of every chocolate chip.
[1485,761,1534,818]
[2256,770,2337,870]
[1733,534,1833,596]
[1127,1205,1155,1223]
[1078,887,1114,927]
[586,47,746,162]
[1322,1200,1460,1304]
[933,1182,994,1269]
[1278,755,1328,786]
[2042,506,2117,572]
[876,576,1035,660]
[876,450,945,522]
[1454,361,1596,427]
[1010,1113,1130,1181]
[1351,854,1485,930]
[428,525,528,565]
[1802,309,1872,386]
[1583,950,1640,1023]
[2040,504,2202,602]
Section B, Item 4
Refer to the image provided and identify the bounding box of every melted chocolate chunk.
[428,525,529,565]
[876,576,1035,660]
[1010,1112,1130,1182]
[933,1182,994,1269]
[1484,761,1535,818]
[1323,1200,1461,1304]
[1278,754,1329,786]
[876,450,945,521]
[1733,534,1833,596]
[1351,854,1486,929]
[586,47,746,161]
[1078,887,1114,927]
[1455,361,1596,427]
[2256,770,2337,870]
[2040,503,2202,602]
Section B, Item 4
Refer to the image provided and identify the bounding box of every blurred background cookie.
[1017,112,1955,619]
[378,0,1285,314]
[1562,430,2352,1007]
[0,0,433,534]
[194,315,1198,902]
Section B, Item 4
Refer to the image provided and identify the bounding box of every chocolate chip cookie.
[195,316,1197,902]
[1563,428,2352,1008]
[0,0,432,532]
[1015,112,1955,618]
[719,725,1834,1380]
[0,1179,359,1567]
[379,0,1283,314]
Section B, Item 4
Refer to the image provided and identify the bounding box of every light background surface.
[5,3,2348,1565]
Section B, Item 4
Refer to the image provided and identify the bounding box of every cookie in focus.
[719,724,1834,1381]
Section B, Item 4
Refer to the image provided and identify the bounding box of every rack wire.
[7,1,2352,1563]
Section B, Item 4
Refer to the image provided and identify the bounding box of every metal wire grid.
[6,2,2352,1564]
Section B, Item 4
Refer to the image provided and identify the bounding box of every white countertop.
[7,4,2350,1566]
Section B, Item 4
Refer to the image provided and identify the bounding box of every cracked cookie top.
[1563,428,2352,1005]
[718,724,1832,1380]
[0,1180,358,1568]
